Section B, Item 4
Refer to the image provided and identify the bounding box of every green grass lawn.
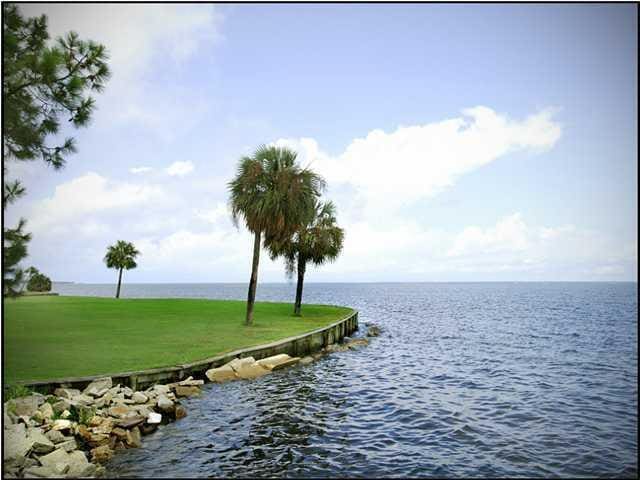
[3,296,353,383]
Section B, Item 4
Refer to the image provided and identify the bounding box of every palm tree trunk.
[245,230,261,326]
[294,256,306,316]
[116,268,123,299]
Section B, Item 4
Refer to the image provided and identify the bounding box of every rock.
[174,385,200,397]
[60,409,71,419]
[174,405,187,420]
[125,426,142,448]
[70,394,95,408]
[156,395,174,413]
[83,378,113,398]
[90,445,113,463]
[366,325,381,337]
[51,399,71,415]
[299,356,314,365]
[133,405,153,418]
[140,423,158,436]
[111,427,127,439]
[153,384,170,395]
[347,338,369,349]
[114,416,145,429]
[3,423,33,461]
[37,402,54,420]
[50,419,72,431]
[44,429,66,444]
[114,441,127,451]
[178,377,204,386]
[37,447,70,470]
[57,438,77,453]
[146,412,162,424]
[27,428,55,454]
[107,405,131,419]
[66,451,95,477]
[7,396,41,417]
[225,357,270,380]
[311,352,324,360]
[107,385,121,396]
[75,425,92,442]
[94,392,113,408]
[88,415,104,427]
[121,387,133,398]
[91,417,114,435]
[257,354,300,371]
[132,392,148,404]
[53,388,81,400]
[22,466,58,478]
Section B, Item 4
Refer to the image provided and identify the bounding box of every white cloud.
[28,172,165,232]
[447,213,530,257]
[130,166,154,174]
[166,161,195,177]
[195,203,229,224]
[275,107,562,221]
[21,4,223,85]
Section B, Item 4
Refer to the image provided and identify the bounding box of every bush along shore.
[2,325,380,479]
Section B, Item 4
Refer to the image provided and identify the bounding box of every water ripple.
[62,282,638,478]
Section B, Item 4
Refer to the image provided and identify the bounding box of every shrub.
[27,272,52,292]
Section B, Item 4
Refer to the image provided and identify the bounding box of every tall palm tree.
[104,240,139,299]
[268,200,344,316]
[228,145,325,326]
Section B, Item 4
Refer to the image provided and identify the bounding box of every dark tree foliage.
[2,4,110,174]
[26,267,52,292]
[2,219,32,297]
[2,4,110,296]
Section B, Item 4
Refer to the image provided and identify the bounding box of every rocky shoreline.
[3,325,380,479]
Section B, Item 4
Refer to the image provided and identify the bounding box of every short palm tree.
[228,145,325,325]
[268,200,344,316]
[104,240,139,299]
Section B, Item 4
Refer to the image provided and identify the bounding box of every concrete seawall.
[18,310,359,392]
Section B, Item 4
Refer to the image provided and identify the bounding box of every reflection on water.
[56,282,638,477]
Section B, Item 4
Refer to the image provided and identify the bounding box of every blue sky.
[7,3,637,283]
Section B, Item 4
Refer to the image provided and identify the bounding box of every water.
[54,282,638,477]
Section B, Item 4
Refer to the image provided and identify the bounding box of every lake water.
[53,282,638,477]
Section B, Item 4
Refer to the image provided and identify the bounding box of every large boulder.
[7,396,41,417]
[227,357,270,380]
[37,447,71,472]
[83,378,113,398]
[66,451,96,477]
[27,428,55,454]
[3,423,33,462]
[205,364,238,383]
[257,354,300,371]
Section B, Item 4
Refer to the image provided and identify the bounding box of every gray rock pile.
[3,376,203,478]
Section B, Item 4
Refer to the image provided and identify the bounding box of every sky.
[5,3,638,283]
